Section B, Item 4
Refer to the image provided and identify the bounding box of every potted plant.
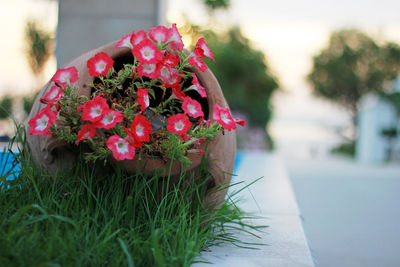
[26,24,244,206]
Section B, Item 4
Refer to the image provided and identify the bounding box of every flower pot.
[25,39,236,207]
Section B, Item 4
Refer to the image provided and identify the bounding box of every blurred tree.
[25,20,53,81]
[0,96,13,120]
[308,29,400,125]
[202,0,230,10]
[23,19,53,115]
[203,27,280,127]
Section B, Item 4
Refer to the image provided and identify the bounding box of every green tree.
[23,19,53,115]
[308,29,400,124]
[202,0,230,11]
[0,96,13,120]
[203,27,279,127]
[25,20,53,79]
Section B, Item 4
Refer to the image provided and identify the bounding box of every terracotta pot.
[25,40,236,207]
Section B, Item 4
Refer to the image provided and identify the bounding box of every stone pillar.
[56,0,166,66]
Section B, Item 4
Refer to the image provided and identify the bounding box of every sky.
[0,0,399,152]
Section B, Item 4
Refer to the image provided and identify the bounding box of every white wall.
[356,94,398,163]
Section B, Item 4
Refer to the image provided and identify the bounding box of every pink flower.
[130,30,147,46]
[234,118,246,127]
[137,63,160,79]
[130,114,152,143]
[167,23,184,50]
[40,86,64,104]
[182,96,204,118]
[76,123,97,145]
[137,88,150,113]
[106,135,136,161]
[51,67,79,87]
[158,64,180,87]
[149,25,169,44]
[167,113,192,137]
[93,110,124,129]
[113,32,134,49]
[28,104,57,135]
[162,54,179,67]
[194,37,215,61]
[191,74,207,98]
[213,104,236,131]
[158,64,173,84]
[80,95,109,122]
[188,53,207,72]
[87,52,115,77]
[132,39,162,64]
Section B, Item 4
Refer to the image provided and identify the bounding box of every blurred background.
[1,0,400,266]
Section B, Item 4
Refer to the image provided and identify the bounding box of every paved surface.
[194,152,314,267]
[283,155,400,267]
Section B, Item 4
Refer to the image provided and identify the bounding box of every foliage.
[202,0,230,10]
[308,29,400,121]
[0,96,13,120]
[202,27,280,127]
[0,139,265,266]
[382,91,400,115]
[25,20,53,77]
[331,141,356,157]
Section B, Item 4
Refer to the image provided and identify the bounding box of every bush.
[0,96,12,119]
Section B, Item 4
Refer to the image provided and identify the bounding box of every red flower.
[188,53,207,72]
[137,63,160,79]
[123,126,143,148]
[182,96,204,118]
[132,39,162,64]
[80,95,109,122]
[106,135,136,161]
[130,30,147,46]
[28,104,57,135]
[213,104,236,131]
[40,86,64,104]
[76,123,96,145]
[194,37,215,61]
[87,52,115,77]
[191,74,207,98]
[149,25,169,44]
[130,114,152,142]
[234,118,246,127]
[51,67,79,87]
[113,32,134,49]
[93,110,124,129]
[162,54,179,67]
[171,85,186,101]
[167,113,192,137]
[167,23,184,50]
[137,88,150,113]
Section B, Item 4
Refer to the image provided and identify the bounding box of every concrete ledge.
[193,152,315,266]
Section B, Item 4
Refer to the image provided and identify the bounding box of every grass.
[0,137,265,266]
